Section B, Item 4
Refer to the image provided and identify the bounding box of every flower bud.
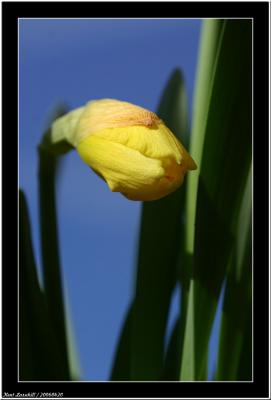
[51,99,197,201]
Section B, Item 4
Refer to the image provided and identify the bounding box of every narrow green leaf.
[19,190,68,380]
[162,317,181,380]
[110,302,134,381]
[181,19,252,380]
[157,68,189,148]
[38,108,70,379]
[216,166,252,380]
[162,251,192,381]
[130,69,190,380]
[186,19,224,254]
[181,19,225,381]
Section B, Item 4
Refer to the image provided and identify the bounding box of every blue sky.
[19,18,221,381]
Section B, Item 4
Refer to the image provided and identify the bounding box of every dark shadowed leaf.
[130,69,191,380]
[19,190,68,380]
[110,302,134,381]
[216,166,252,380]
[162,317,181,380]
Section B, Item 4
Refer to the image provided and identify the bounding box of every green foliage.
[216,166,252,380]
[19,190,69,380]
[19,109,81,381]
[110,301,134,380]
[181,19,252,381]
[19,19,252,382]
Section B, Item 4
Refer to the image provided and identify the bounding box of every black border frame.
[2,1,269,398]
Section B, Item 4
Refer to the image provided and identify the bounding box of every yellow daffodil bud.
[51,99,197,201]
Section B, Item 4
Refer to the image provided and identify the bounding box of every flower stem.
[38,143,70,379]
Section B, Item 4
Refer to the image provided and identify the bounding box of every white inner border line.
[16,16,257,396]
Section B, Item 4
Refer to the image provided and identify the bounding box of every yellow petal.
[90,123,184,165]
[74,99,196,171]
[77,135,169,201]
[73,98,161,146]
[166,127,197,171]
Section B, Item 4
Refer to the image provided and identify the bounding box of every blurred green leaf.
[181,19,252,380]
[216,166,252,380]
[130,69,191,380]
[162,250,193,380]
[157,68,189,148]
[110,302,134,381]
[162,317,181,380]
[19,190,68,380]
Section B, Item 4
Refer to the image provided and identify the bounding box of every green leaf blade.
[181,19,252,381]
[216,166,252,380]
[19,190,69,380]
[109,69,191,381]
[110,302,133,381]
[180,19,225,381]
